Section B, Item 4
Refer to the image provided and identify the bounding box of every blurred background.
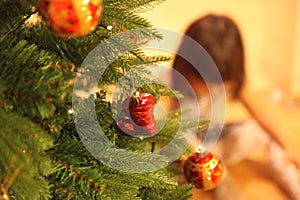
[142,0,300,95]
[141,0,300,199]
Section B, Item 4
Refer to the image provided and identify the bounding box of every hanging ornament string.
[195,125,205,156]
[3,6,44,37]
[4,11,36,37]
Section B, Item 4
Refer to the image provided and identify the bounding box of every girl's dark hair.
[172,14,245,98]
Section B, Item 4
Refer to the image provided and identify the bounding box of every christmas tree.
[0,0,195,199]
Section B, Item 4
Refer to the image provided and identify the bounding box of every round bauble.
[184,152,224,190]
[39,0,103,38]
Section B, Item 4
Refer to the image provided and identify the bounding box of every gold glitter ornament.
[39,0,103,38]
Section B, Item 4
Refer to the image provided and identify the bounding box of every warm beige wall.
[260,0,297,93]
[141,0,299,94]
[291,0,300,96]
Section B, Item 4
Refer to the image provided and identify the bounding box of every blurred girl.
[171,14,300,199]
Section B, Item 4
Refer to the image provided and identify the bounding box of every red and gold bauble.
[116,92,157,137]
[184,151,224,190]
[39,0,103,38]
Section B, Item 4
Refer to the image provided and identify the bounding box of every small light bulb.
[107,25,113,30]
[82,0,90,4]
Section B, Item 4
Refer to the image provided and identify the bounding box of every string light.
[107,25,113,30]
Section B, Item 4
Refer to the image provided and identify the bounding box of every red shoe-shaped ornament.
[116,92,157,137]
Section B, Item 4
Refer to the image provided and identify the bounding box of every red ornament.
[184,151,224,190]
[39,0,103,38]
[116,92,157,137]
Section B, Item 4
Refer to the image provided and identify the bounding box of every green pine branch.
[139,184,194,200]
[0,0,195,199]
[0,108,53,200]
[46,132,179,199]
[104,0,165,12]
